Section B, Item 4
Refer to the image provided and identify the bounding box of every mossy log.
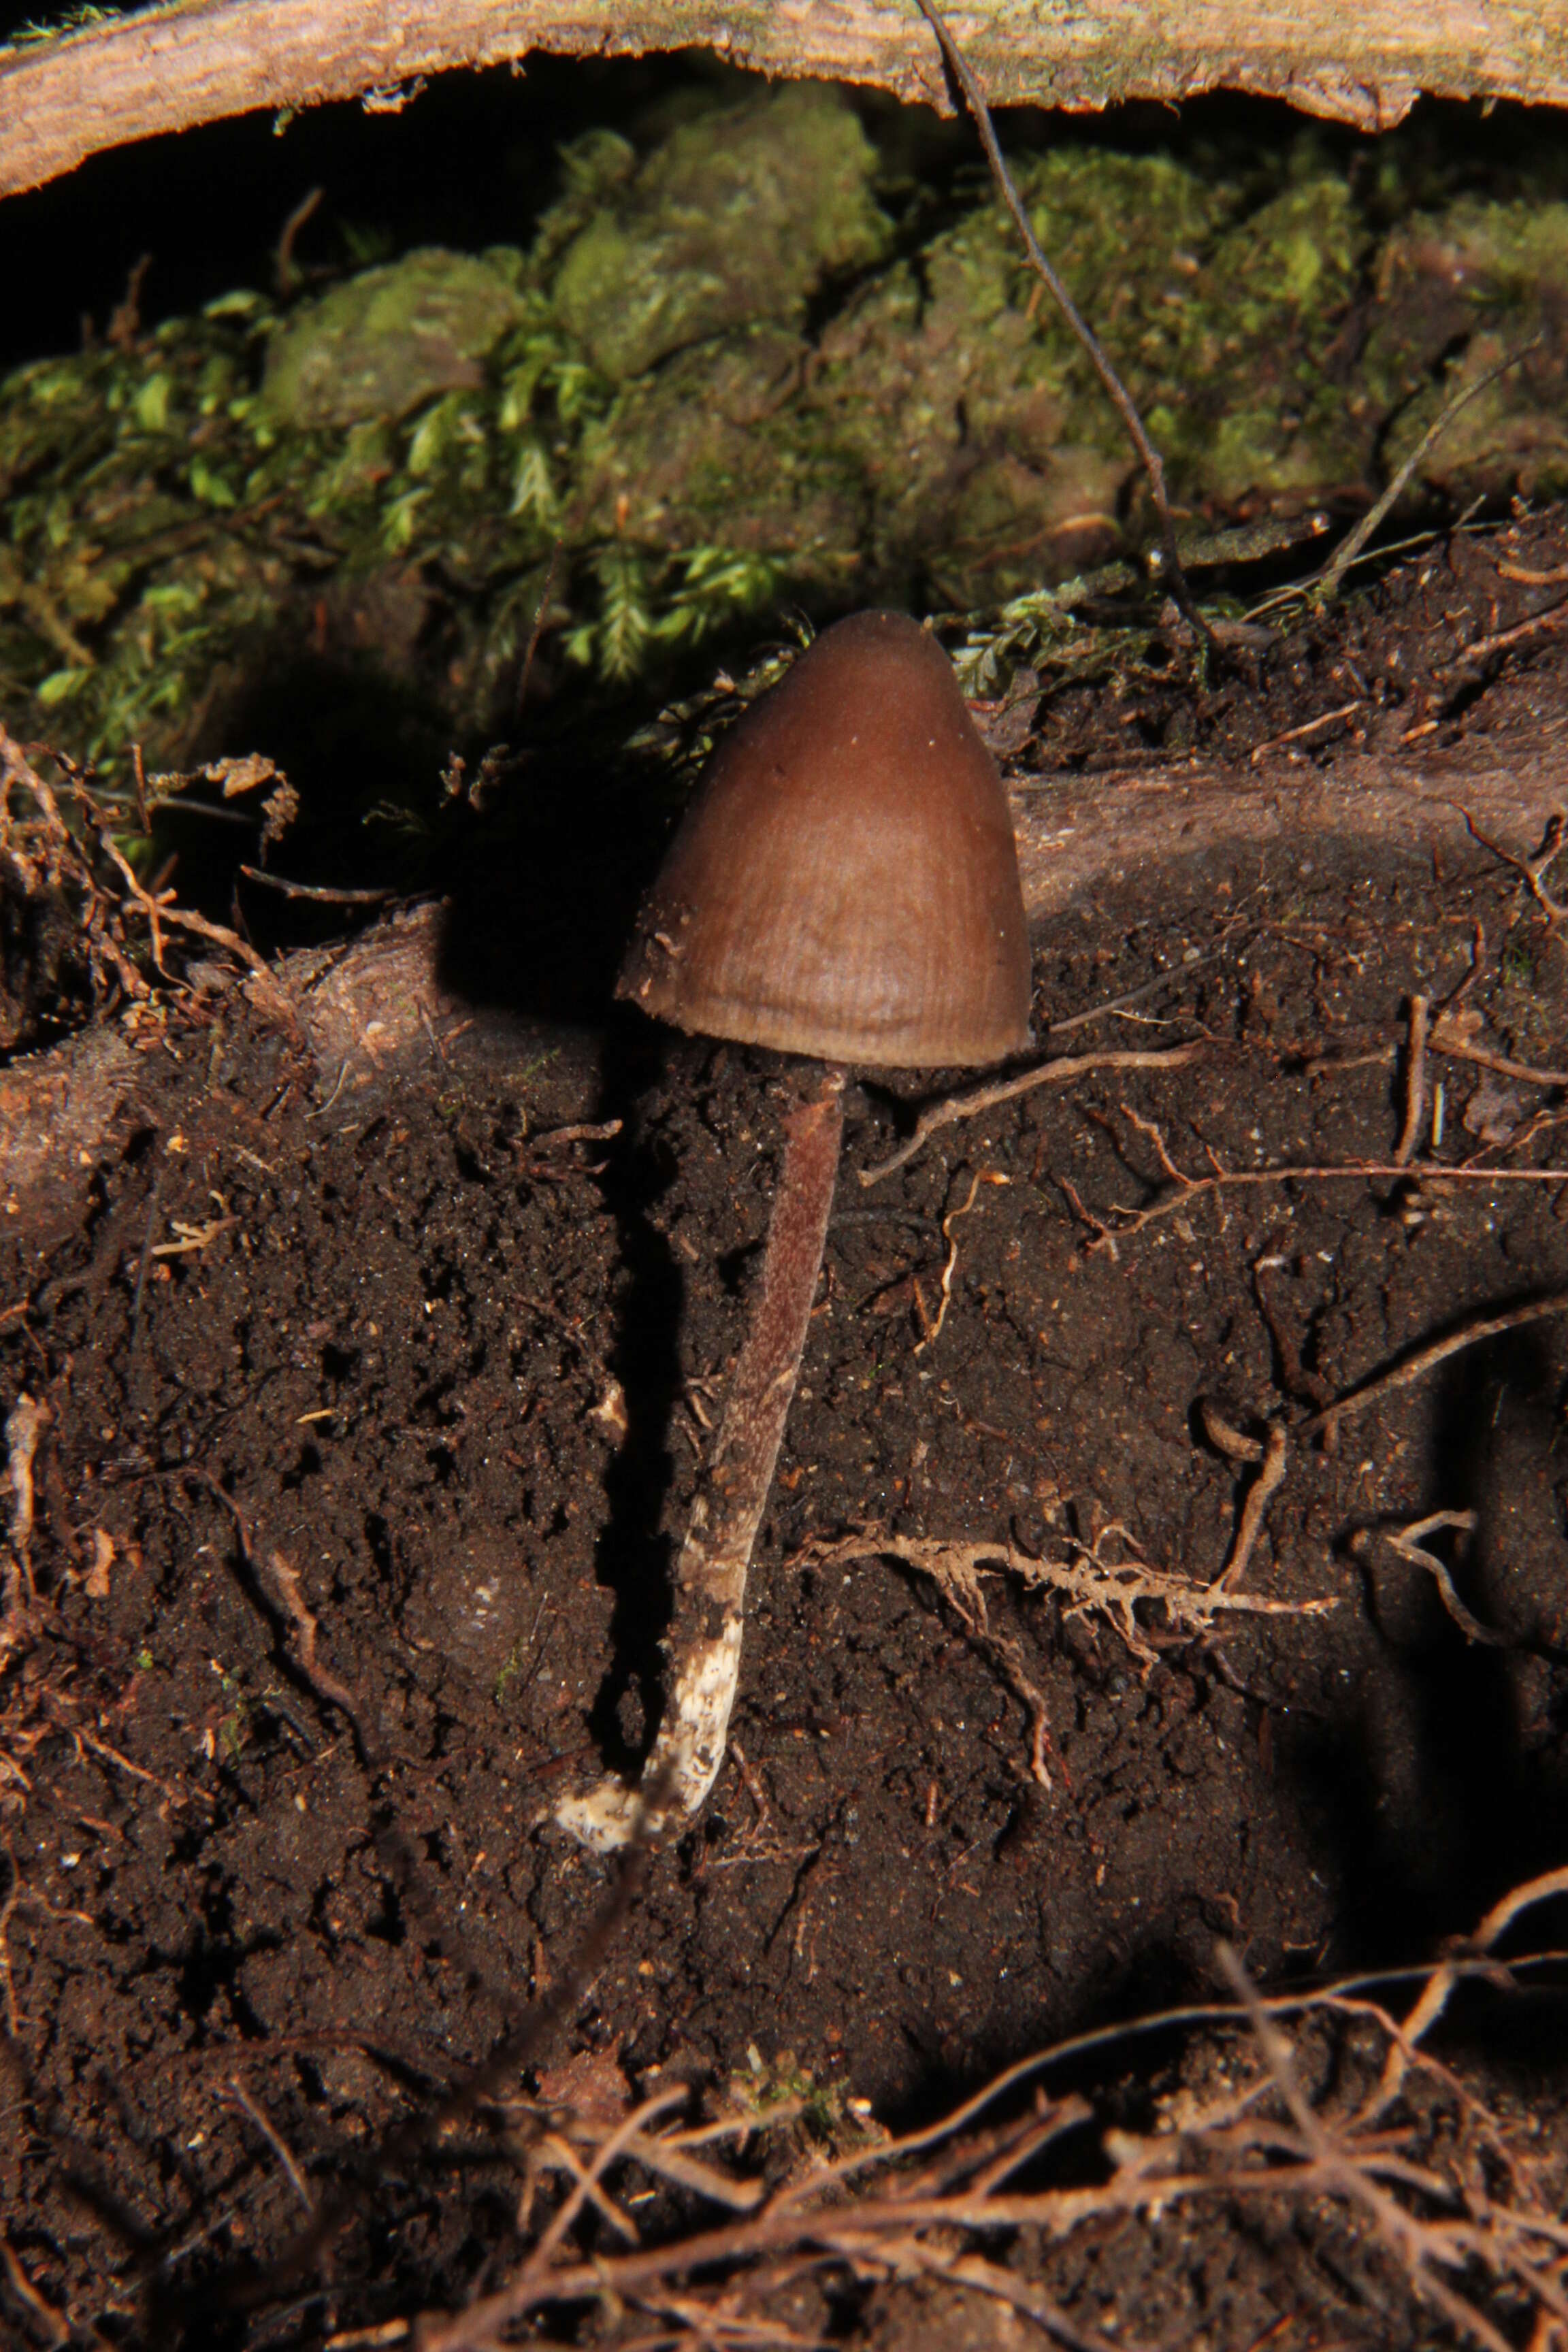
[2,0,1567,206]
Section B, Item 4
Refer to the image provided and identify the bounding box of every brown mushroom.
[555,609,1031,1852]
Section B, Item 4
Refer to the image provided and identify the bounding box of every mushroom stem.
[556,1065,845,1853]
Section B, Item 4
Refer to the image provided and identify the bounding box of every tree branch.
[1,0,1566,206]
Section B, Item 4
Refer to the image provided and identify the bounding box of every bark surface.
[1,0,1564,204]
[3,725,1562,1217]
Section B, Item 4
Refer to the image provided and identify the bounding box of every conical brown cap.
[617,610,1032,1068]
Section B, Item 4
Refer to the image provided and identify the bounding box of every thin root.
[860,1044,1200,1188]
[1308,1289,1568,1439]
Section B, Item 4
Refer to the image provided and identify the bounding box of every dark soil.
[5,520,1568,2347]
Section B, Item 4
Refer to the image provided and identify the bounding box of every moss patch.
[6,95,1568,802]
[260,248,530,431]
[548,82,892,380]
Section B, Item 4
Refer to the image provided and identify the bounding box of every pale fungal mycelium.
[555,609,1032,1853]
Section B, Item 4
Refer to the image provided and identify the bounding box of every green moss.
[546,82,892,380]
[1161,177,1370,500]
[260,248,529,430]
[10,105,1568,786]
[572,325,856,566]
[1366,198,1568,499]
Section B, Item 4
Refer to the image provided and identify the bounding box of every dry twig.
[520,2102,768,2216]
[38,1696,214,1813]
[913,1166,1009,1352]
[1394,993,1431,1164]
[859,1043,1200,1187]
[1215,1947,1530,2352]
[913,0,1209,644]
[0,2235,74,2349]
[273,184,323,297]
[1057,1118,1568,1254]
[1045,951,1214,1038]
[1307,1288,1568,1438]
[1462,806,1568,927]
[220,2079,315,2215]
[1213,1421,1289,1595]
[238,867,394,906]
[1391,1863,1568,2089]
[1249,699,1365,763]
[1311,336,1541,605]
[185,1473,376,1759]
[1,723,299,1022]
[394,1867,1568,2352]
[165,1827,661,2338]
[1428,1015,1568,1090]
[1369,1510,1499,1646]
[1443,595,1568,674]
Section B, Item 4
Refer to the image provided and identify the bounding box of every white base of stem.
[555,1616,742,1854]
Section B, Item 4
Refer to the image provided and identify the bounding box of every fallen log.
[1,0,1565,205]
[3,729,1560,1218]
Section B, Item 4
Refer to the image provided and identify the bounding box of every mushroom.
[555,609,1031,1852]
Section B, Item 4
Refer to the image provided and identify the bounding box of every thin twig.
[1395,1863,1568,2072]
[1393,993,1430,1165]
[167,1831,659,2337]
[913,0,1211,648]
[9,725,300,1017]
[1374,1511,1499,1646]
[1429,1017,1568,1090]
[223,2078,315,2214]
[513,2090,687,2290]
[1046,951,1213,1037]
[1060,1152,1568,1254]
[913,2250,1118,2352]
[913,1167,1009,1352]
[185,1473,377,1760]
[1460,806,1568,926]
[1497,556,1568,585]
[541,2110,766,2213]
[859,1043,1200,1187]
[0,2237,72,2349]
[534,2132,640,2243]
[1250,700,1364,764]
[391,1893,1568,2351]
[1217,1946,1517,2352]
[274,184,323,297]
[1214,1422,1288,1595]
[129,739,150,834]
[106,250,152,350]
[1441,595,1568,674]
[1306,1288,1568,1438]
[238,866,395,905]
[1311,338,1540,604]
[39,1699,214,1811]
